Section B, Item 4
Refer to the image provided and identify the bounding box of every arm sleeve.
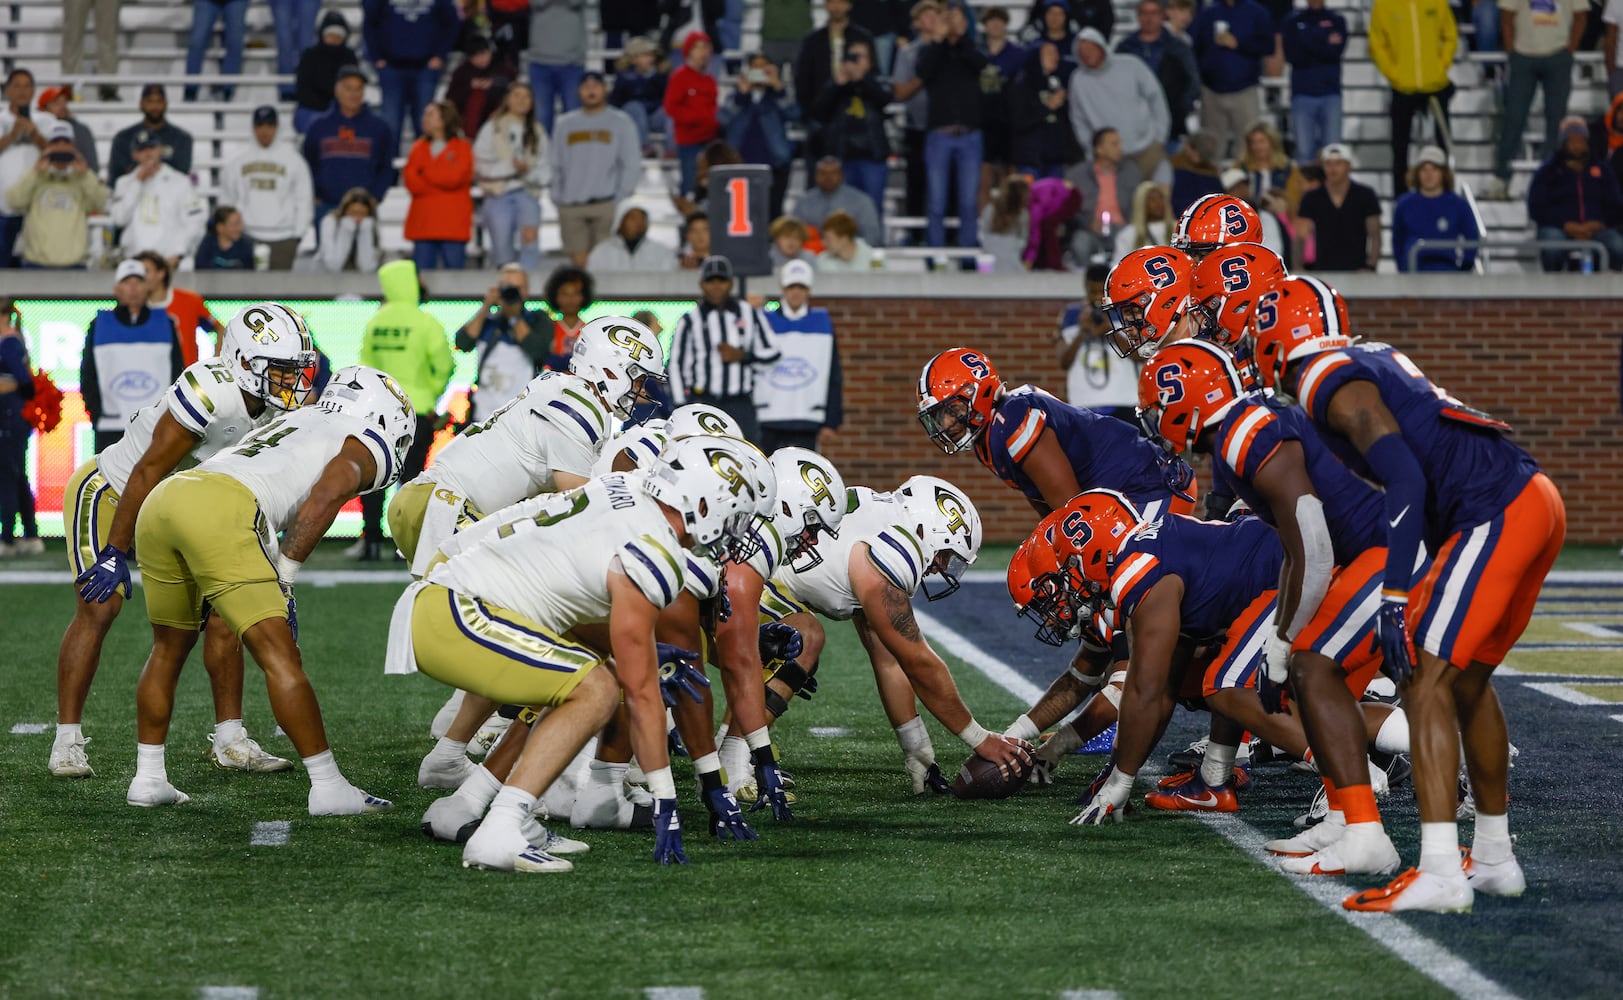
[316,215,347,271]
[1241,9,1276,56]
[1066,73,1091,152]
[1362,432,1428,598]
[81,322,101,423]
[519,312,551,366]
[361,0,383,63]
[107,176,136,227]
[435,0,459,61]
[617,117,642,202]
[1392,201,1412,272]
[108,133,130,182]
[748,306,781,365]
[427,318,454,397]
[370,128,397,199]
[1142,65,1170,142]
[669,314,691,404]
[825,327,844,429]
[178,182,209,257]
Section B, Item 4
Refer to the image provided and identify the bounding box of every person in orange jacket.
[404,99,476,270]
[663,31,720,197]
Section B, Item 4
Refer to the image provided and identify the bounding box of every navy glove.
[1163,455,1196,503]
[703,785,758,841]
[656,644,708,708]
[1377,598,1414,683]
[667,723,689,758]
[76,544,132,603]
[652,797,688,865]
[281,582,298,642]
[749,744,795,820]
[797,669,819,702]
[711,576,732,624]
[920,761,953,795]
[759,621,803,664]
[1257,671,1288,715]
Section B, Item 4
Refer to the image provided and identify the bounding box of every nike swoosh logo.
[1187,792,1219,807]
[1389,505,1409,529]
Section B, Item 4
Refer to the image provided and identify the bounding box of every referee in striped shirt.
[669,255,781,443]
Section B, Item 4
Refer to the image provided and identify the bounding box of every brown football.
[950,752,1032,800]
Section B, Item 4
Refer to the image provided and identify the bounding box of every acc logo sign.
[798,460,834,508]
[110,370,160,401]
[607,325,656,363]
[935,487,970,539]
[707,448,749,497]
[767,356,817,391]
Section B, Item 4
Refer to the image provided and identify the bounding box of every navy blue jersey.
[1110,514,1283,644]
[1293,344,1538,542]
[976,384,1177,513]
[1211,394,1385,564]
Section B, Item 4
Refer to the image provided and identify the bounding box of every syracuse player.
[1171,193,1265,262]
[916,348,1194,522]
[1098,247,1200,361]
[1251,276,1566,912]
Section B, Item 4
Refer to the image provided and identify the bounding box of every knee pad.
[763,658,814,717]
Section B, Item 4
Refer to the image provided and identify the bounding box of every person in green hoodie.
[355,259,453,561]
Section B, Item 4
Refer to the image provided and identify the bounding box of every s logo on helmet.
[243,307,279,344]
[1253,291,1279,332]
[607,325,655,362]
[935,488,969,538]
[707,449,749,497]
[1154,364,1186,405]
[1060,511,1094,548]
[1219,256,1251,292]
[1221,204,1247,237]
[798,461,834,507]
[1143,255,1177,289]
[959,352,990,379]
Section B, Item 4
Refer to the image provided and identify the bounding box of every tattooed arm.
[279,437,378,564]
[850,551,975,735]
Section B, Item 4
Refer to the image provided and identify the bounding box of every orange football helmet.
[1102,247,1194,359]
[1138,340,1250,457]
[1045,489,1142,610]
[917,348,1003,454]
[1172,194,1264,257]
[1017,514,1089,646]
[1247,276,1352,390]
[1188,242,1288,348]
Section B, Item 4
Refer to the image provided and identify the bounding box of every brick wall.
[814,296,1621,545]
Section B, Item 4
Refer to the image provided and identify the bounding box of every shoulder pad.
[620,532,686,608]
[866,524,926,596]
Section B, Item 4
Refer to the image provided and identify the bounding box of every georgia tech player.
[386,436,760,872]
[53,303,316,779]
[128,366,413,815]
[759,475,1033,792]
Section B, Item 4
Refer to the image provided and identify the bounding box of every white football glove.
[1263,632,1293,685]
[903,747,937,795]
[1070,765,1134,825]
[1031,724,1085,785]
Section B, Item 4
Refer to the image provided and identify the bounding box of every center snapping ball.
[950,752,1032,800]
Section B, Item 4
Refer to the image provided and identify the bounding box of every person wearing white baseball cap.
[755,259,844,454]
[3,118,108,269]
[80,260,184,452]
[1393,144,1480,273]
[1294,141,1382,271]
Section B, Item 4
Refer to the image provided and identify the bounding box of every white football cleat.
[422,793,486,843]
[513,845,575,873]
[308,782,392,816]
[127,776,191,807]
[429,690,465,740]
[49,737,95,778]
[520,815,590,855]
[464,814,574,872]
[209,734,293,773]
[1265,815,1346,857]
[468,714,511,760]
[570,778,653,830]
[733,780,798,806]
[1464,850,1526,897]
[1344,868,1473,913]
[623,781,653,807]
[1281,824,1400,876]
[417,751,475,789]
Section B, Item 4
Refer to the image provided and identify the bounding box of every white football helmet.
[768,448,847,572]
[704,435,777,561]
[643,435,760,562]
[220,302,318,411]
[317,365,417,489]
[667,403,742,439]
[570,315,667,418]
[895,475,982,600]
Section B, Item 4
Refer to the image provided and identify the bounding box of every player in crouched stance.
[129,366,414,814]
[388,436,760,871]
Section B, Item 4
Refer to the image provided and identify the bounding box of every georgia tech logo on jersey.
[434,488,463,506]
[798,461,834,508]
[695,410,730,433]
[935,487,969,538]
[607,325,655,362]
[707,449,748,497]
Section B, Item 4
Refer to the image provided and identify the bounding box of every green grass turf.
[0,578,1452,999]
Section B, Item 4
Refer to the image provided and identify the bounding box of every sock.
[694,752,725,796]
[135,743,167,782]
[693,751,722,777]
[55,723,83,746]
[720,735,750,787]
[714,722,730,743]
[1374,708,1411,754]
[1472,812,1513,863]
[1321,777,1346,826]
[1419,821,1461,876]
[453,764,502,809]
[428,736,469,764]
[488,784,537,823]
[1340,783,1382,826]
[1200,742,1238,787]
[588,758,629,787]
[212,719,245,751]
[302,749,344,789]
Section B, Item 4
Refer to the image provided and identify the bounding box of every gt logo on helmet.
[708,449,748,496]
[799,461,834,507]
[695,411,730,433]
[936,488,969,537]
[607,325,655,361]
[243,307,279,343]
[1144,255,1177,289]
[381,374,412,413]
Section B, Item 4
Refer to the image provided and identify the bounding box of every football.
[951,752,1032,800]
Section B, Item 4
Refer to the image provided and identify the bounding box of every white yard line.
[198,989,258,1000]
[1523,682,1610,707]
[9,722,50,734]
[1560,622,1623,639]
[1059,991,1121,999]
[913,608,1044,706]
[249,821,291,847]
[643,989,704,1000]
[808,727,851,738]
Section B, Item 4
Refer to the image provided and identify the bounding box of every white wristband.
[1006,714,1041,743]
[956,720,992,750]
[275,554,303,584]
[644,766,677,800]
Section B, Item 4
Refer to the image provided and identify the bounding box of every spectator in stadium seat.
[1116,0,1201,146]
[220,105,313,271]
[1056,263,1138,419]
[769,215,818,268]
[527,0,587,133]
[294,12,360,134]
[852,0,911,74]
[1528,116,1623,271]
[610,36,670,154]
[184,0,248,102]
[1068,28,1170,180]
[82,260,184,453]
[1027,175,1082,270]
[666,32,721,197]
[1040,0,1115,41]
[138,250,224,365]
[793,0,875,163]
[1010,42,1081,178]
[893,2,939,229]
[1165,0,1196,44]
[0,71,44,269]
[109,133,207,270]
[1238,120,1305,216]
[269,0,325,100]
[1067,128,1142,263]
[315,188,381,272]
[1370,0,1456,197]
[980,175,1030,273]
[677,211,712,269]
[793,156,884,247]
[1491,0,1588,200]
[599,0,658,61]
[61,0,121,99]
[587,203,676,271]
[474,82,548,271]
[1168,128,1223,211]
[456,262,549,421]
[37,86,98,174]
[1190,0,1274,161]
[403,100,476,271]
[1022,0,1077,58]
[1219,166,1291,261]
[1393,145,1480,272]
[447,34,515,137]
[3,122,106,269]
[1293,143,1381,271]
[1281,0,1347,165]
[815,209,877,271]
[362,0,459,148]
[303,68,396,223]
[539,265,592,370]
[1606,0,1623,97]
[720,53,797,219]
[761,0,811,69]
[552,71,642,267]
[485,0,531,68]
[108,85,195,181]
[1113,179,1176,262]
[919,2,988,250]
[979,8,1026,202]
[193,206,257,270]
[811,39,892,223]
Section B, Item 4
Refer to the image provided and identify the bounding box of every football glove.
[748,744,795,821]
[1071,763,1132,825]
[798,670,819,701]
[281,582,298,642]
[667,724,689,758]
[759,621,803,664]
[656,644,708,708]
[652,797,688,865]
[1376,597,1415,683]
[702,785,758,841]
[76,544,132,603]
[903,748,952,795]
[1260,632,1292,714]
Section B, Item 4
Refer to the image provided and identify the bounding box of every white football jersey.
[202,406,395,532]
[590,422,669,478]
[96,359,268,494]
[770,487,926,621]
[432,473,688,630]
[424,372,611,514]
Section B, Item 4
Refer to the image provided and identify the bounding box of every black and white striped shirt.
[670,298,781,402]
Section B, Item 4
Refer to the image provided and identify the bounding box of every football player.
[1171,193,1265,262]
[1251,278,1565,913]
[759,475,1034,793]
[917,348,1194,522]
[1098,247,1200,361]
[1141,339,1411,875]
[1185,242,1289,352]
[127,366,413,815]
[386,436,760,871]
[56,303,316,779]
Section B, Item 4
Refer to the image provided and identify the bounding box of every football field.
[2,543,1621,999]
